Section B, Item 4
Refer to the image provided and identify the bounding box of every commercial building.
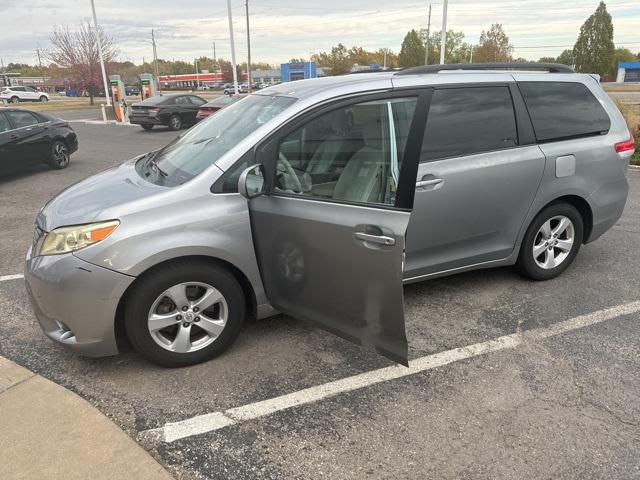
[251,69,281,85]
[157,72,226,89]
[616,62,640,83]
[280,62,317,82]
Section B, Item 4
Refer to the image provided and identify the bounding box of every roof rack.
[395,62,575,75]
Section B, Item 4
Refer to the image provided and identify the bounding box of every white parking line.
[143,300,640,443]
[0,274,23,282]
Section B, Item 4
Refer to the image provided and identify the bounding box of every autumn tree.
[573,1,614,76]
[46,23,117,105]
[398,30,425,67]
[474,24,513,63]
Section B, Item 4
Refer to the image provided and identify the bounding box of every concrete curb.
[0,356,174,480]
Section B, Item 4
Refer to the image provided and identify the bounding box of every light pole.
[89,0,111,106]
[151,29,162,95]
[195,58,199,90]
[226,0,239,95]
[424,4,431,65]
[245,0,252,93]
[439,0,448,65]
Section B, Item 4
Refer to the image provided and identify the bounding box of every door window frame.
[0,111,12,133]
[250,88,432,211]
[418,82,536,164]
[5,110,39,130]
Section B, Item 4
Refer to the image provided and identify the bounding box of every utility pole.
[383,49,387,69]
[36,46,46,89]
[151,29,162,94]
[226,0,239,95]
[213,41,217,68]
[439,0,448,65]
[245,0,252,93]
[89,0,111,106]
[424,4,432,65]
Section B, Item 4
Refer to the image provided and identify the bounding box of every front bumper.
[24,247,135,357]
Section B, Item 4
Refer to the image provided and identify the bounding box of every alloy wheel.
[170,115,181,130]
[532,215,575,270]
[147,282,228,353]
[52,142,69,168]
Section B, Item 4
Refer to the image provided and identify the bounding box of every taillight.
[615,137,635,154]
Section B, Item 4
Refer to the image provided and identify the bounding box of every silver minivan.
[25,64,634,367]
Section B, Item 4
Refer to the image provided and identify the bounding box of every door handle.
[416,176,443,188]
[354,232,396,246]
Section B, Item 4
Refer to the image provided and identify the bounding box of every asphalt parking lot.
[1,117,639,479]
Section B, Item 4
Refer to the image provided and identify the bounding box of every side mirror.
[238,164,267,199]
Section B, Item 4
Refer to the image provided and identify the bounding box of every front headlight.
[36,220,119,256]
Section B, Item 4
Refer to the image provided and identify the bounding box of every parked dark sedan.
[0,107,78,172]
[129,94,207,131]
[195,94,246,122]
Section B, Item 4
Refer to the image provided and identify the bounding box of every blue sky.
[2,0,639,66]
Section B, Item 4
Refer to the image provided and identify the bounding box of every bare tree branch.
[45,22,118,104]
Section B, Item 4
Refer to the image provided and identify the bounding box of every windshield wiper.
[149,157,168,177]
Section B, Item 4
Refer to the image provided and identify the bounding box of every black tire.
[516,202,584,281]
[141,124,154,130]
[168,114,182,131]
[39,96,48,103]
[47,140,70,169]
[10,96,19,104]
[124,261,246,367]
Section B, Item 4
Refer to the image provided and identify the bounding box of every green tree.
[398,30,425,67]
[422,30,470,64]
[556,49,575,66]
[573,1,614,75]
[613,47,637,72]
[310,43,351,75]
[474,24,513,63]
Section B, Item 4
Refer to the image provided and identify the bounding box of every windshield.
[138,94,297,186]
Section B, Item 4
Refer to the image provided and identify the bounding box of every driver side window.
[274,97,417,206]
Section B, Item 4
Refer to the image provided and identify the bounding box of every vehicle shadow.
[0,164,51,184]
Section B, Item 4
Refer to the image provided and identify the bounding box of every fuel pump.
[139,73,158,99]
[109,75,127,122]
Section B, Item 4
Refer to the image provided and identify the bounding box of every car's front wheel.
[168,114,182,131]
[124,261,246,367]
[10,96,19,104]
[48,140,70,169]
[517,203,584,281]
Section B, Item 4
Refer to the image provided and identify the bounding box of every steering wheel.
[277,152,302,193]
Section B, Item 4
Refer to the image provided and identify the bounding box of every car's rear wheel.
[48,140,70,169]
[10,96,19,104]
[39,96,48,103]
[124,261,246,367]
[141,124,154,130]
[517,203,584,281]
[168,114,182,131]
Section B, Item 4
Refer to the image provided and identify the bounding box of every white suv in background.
[1,86,49,103]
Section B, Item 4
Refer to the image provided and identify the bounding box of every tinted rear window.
[421,86,518,161]
[518,81,610,142]
[138,96,169,105]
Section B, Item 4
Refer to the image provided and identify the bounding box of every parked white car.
[1,86,49,103]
